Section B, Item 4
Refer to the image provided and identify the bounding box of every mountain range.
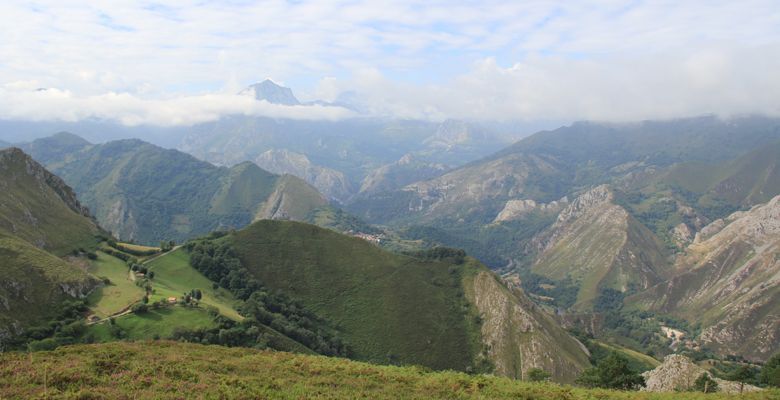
[15,133,327,244]
[0,145,594,382]
[1,111,779,391]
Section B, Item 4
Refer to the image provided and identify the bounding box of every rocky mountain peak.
[240,79,300,105]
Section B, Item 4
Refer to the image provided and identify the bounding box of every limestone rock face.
[642,354,761,394]
[494,196,568,223]
[466,270,590,382]
[530,185,669,310]
[633,195,780,361]
[671,222,694,247]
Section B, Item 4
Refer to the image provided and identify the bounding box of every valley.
[1,115,779,397]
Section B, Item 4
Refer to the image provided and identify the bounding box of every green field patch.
[594,340,660,372]
[145,248,242,321]
[87,306,216,341]
[86,251,145,318]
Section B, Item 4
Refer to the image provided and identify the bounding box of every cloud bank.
[0,1,779,125]
[0,86,354,126]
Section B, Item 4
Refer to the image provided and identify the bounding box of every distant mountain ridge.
[20,134,327,244]
[254,149,353,202]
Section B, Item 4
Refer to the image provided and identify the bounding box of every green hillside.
[650,140,780,212]
[226,220,590,381]
[27,137,327,244]
[0,148,101,255]
[0,341,771,399]
[0,148,103,348]
[0,233,97,342]
[231,220,483,371]
[18,132,91,167]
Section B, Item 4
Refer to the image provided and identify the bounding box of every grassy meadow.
[86,251,145,318]
[145,248,243,320]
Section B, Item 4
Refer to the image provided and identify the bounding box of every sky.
[1,0,779,125]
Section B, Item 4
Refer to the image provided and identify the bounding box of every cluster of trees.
[12,300,91,351]
[576,352,645,390]
[519,272,579,309]
[160,240,176,252]
[761,354,780,387]
[71,247,98,260]
[407,246,467,264]
[184,239,349,357]
[107,239,159,257]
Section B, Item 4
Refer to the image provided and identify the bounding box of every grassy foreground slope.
[0,341,773,400]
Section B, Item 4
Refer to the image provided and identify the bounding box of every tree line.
[181,238,349,357]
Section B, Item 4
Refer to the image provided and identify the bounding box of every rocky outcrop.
[642,354,761,394]
[255,149,352,202]
[531,185,669,309]
[632,195,780,361]
[671,222,694,247]
[466,270,591,382]
[494,196,568,223]
[255,175,328,221]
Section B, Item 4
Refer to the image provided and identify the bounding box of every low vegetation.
[1,341,775,399]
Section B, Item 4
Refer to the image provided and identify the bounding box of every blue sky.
[0,1,779,125]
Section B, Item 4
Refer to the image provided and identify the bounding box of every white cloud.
[0,1,779,124]
[0,86,354,126]
[321,45,780,122]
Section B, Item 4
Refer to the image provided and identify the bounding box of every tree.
[131,303,148,314]
[527,368,552,382]
[730,365,755,394]
[760,353,780,387]
[693,373,719,393]
[147,271,155,280]
[576,352,645,390]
